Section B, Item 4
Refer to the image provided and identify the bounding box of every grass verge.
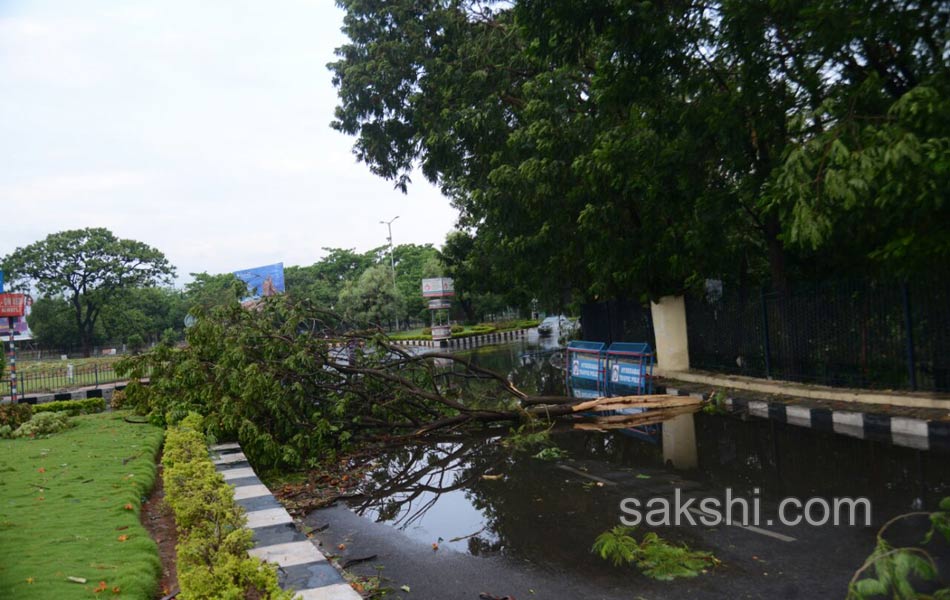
[0,411,164,598]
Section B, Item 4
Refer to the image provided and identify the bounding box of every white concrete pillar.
[650,295,690,371]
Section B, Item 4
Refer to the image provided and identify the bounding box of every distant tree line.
[1,228,532,356]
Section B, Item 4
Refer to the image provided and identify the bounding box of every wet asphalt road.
[301,456,935,600]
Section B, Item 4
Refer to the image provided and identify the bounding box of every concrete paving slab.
[233,484,271,500]
[249,541,326,568]
[245,507,294,529]
[296,584,363,600]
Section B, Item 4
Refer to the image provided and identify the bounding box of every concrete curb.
[665,387,949,452]
[393,328,528,349]
[209,443,361,600]
[3,383,126,406]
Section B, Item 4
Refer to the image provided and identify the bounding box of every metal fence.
[580,299,657,348]
[1,363,124,397]
[686,279,950,392]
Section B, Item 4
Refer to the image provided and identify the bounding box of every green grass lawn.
[0,412,164,599]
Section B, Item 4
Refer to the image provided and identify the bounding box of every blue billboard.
[233,262,285,301]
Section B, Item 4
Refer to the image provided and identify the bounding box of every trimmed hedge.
[163,414,295,600]
[34,397,105,416]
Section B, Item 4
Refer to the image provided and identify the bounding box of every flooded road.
[305,337,950,599]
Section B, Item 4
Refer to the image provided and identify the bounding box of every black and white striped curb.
[210,443,361,600]
[3,385,120,406]
[395,328,527,349]
[665,387,950,453]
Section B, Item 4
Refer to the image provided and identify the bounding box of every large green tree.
[331,0,950,302]
[337,264,405,328]
[2,228,176,356]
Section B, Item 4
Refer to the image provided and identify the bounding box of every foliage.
[502,423,552,451]
[110,389,128,410]
[337,264,405,328]
[592,526,719,580]
[12,411,73,438]
[163,415,294,600]
[117,297,421,469]
[0,412,164,598]
[848,498,950,599]
[2,228,175,355]
[532,446,568,461]
[117,295,558,470]
[591,526,641,567]
[701,391,729,415]
[332,0,950,302]
[0,403,32,429]
[183,272,245,312]
[33,397,105,416]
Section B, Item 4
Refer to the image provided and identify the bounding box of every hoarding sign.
[422,277,455,297]
[0,314,33,341]
[233,262,286,301]
[0,293,27,318]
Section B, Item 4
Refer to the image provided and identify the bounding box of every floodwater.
[318,334,950,597]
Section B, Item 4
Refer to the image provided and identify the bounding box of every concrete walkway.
[210,443,361,600]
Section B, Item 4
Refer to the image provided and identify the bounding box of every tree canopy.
[2,228,176,355]
[331,0,950,303]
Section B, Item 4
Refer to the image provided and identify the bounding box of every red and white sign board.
[0,293,26,318]
[422,277,455,298]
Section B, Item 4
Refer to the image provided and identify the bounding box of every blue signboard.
[233,262,285,301]
[0,269,4,292]
[609,361,646,387]
[566,340,606,393]
[606,342,655,394]
[570,355,601,381]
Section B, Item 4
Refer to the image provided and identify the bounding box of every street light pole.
[380,216,399,329]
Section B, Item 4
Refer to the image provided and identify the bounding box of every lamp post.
[380,216,399,329]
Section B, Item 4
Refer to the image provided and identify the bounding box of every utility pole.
[380,216,399,329]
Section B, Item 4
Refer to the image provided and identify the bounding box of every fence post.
[95,364,99,388]
[760,288,772,380]
[901,281,917,391]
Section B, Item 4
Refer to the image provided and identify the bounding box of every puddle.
[330,340,950,590]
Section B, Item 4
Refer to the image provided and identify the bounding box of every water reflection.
[344,341,950,576]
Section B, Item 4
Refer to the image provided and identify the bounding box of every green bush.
[422,327,432,336]
[450,324,464,334]
[13,411,73,438]
[163,414,293,600]
[0,403,33,429]
[34,397,105,416]
[111,389,128,410]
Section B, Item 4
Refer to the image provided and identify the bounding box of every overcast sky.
[0,0,458,283]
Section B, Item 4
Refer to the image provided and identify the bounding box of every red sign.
[0,293,27,318]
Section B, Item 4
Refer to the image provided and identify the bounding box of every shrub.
[422,327,432,336]
[13,411,73,438]
[163,414,293,600]
[450,324,464,334]
[34,397,105,416]
[111,389,128,410]
[0,402,33,429]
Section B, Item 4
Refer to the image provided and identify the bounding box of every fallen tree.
[117,295,699,469]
